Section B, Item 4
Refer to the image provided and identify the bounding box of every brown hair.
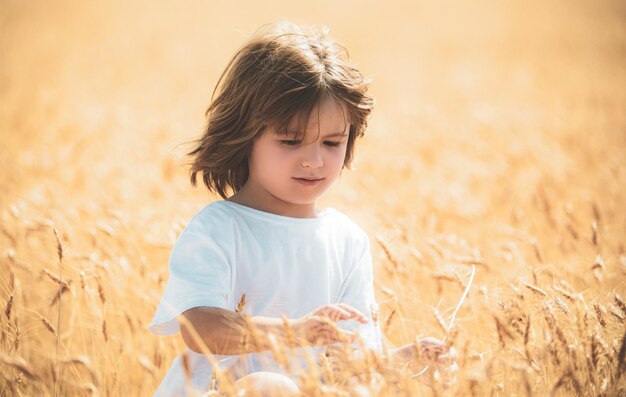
[188,21,374,199]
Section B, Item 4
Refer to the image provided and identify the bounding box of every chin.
[280,194,321,206]
[286,198,318,206]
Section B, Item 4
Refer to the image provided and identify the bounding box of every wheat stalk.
[281,314,297,349]
[383,308,396,330]
[137,355,157,376]
[102,319,109,342]
[0,353,38,380]
[551,369,582,395]
[523,314,534,366]
[235,293,246,313]
[5,293,13,320]
[412,265,476,378]
[51,225,64,397]
[43,268,70,288]
[95,275,106,306]
[447,265,476,329]
[608,305,624,322]
[617,330,626,382]
[376,234,402,274]
[523,282,547,297]
[594,303,607,328]
[50,285,69,307]
[552,284,576,302]
[615,293,626,316]
[39,313,57,336]
[60,356,100,386]
[431,307,449,337]
[554,296,569,315]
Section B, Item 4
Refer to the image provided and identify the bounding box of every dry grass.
[1,0,625,395]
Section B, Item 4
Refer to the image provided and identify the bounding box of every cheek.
[252,145,285,168]
[256,148,295,177]
[329,148,347,168]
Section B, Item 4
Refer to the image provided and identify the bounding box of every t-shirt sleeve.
[335,230,383,353]
[148,218,233,336]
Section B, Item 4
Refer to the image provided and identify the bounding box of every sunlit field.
[1,0,625,396]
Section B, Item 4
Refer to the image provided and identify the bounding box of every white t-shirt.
[148,200,382,396]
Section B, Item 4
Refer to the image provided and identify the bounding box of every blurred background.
[1,0,625,395]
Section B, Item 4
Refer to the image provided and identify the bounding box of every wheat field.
[1,0,625,396]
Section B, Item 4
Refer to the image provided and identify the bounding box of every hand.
[411,337,458,389]
[292,304,368,346]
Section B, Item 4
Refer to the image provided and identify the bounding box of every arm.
[180,306,298,355]
[181,304,368,355]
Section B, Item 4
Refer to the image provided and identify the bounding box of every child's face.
[243,95,350,218]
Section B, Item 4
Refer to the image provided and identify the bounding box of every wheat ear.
[412,265,476,378]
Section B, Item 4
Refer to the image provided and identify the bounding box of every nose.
[300,143,323,169]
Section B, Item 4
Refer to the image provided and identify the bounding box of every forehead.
[281,96,350,136]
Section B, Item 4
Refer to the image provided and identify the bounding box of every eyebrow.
[284,131,348,139]
[323,132,349,139]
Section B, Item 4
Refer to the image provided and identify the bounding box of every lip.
[293,177,324,186]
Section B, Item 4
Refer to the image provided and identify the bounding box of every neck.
[226,185,318,219]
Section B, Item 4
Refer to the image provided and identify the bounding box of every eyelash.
[280,140,341,148]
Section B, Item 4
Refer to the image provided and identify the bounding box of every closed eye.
[280,140,300,146]
[324,141,342,148]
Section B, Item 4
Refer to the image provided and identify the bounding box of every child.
[149,21,457,396]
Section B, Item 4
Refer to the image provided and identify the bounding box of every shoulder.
[187,201,234,229]
[174,201,237,246]
[166,203,238,269]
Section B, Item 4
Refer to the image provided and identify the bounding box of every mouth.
[293,177,324,186]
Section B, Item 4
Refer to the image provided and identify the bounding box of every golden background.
[1,0,624,395]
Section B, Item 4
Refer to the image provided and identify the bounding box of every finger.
[312,326,350,344]
[330,306,353,321]
[312,330,334,345]
[419,339,448,352]
[308,324,333,343]
[336,304,368,323]
[309,322,328,332]
[435,352,457,365]
[327,328,354,343]
[317,306,351,322]
[434,345,457,362]
[330,328,358,344]
[311,316,337,329]
[314,319,359,344]
[342,330,359,344]
[321,305,355,322]
[420,345,445,361]
[314,306,333,318]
